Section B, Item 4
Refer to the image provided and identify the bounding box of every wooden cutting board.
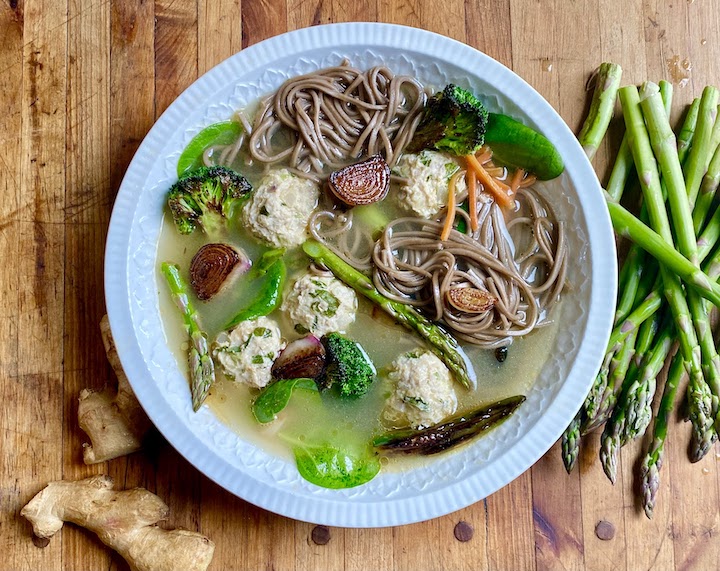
[1,0,719,569]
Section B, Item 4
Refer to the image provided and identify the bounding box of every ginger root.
[21,475,214,571]
[78,315,153,463]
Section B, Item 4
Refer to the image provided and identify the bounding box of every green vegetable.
[582,329,638,434]
[627,83,718,456]
[320,333,376,398]
[226,250,286,329]
[160,262,215,411]
[352,203,391,238]
[682,86,720,211]
[302,239,474,389]
[167,165,252,236]
[250,247,285,277]
[407,84,488,156]
[640,352,684,517]
[310,289,340,317]
[252,378,318,424]
[288,438,381,489]
[177,121,243,177]
[483,113,564,180]
[561,411,581,474]
[374,395,525,455]
[577,62,624,161]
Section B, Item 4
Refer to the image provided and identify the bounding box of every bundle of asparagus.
[563,63,720,518]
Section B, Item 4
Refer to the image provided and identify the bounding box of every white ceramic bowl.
[105,23,616,527]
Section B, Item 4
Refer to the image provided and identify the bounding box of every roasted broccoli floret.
[407,84,488,156]
[319,333,376,398]
[167,165,252,235]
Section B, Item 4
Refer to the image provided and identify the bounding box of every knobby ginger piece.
[78,315,153,463]
[21,475,214,571]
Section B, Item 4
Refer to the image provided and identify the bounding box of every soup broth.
[157,64,567,480]
[157,206,560,470]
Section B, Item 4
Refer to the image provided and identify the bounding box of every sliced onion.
[328,154,391,206]
[446,287,496,314]
[272,335,326,380]
[190,243,250,301]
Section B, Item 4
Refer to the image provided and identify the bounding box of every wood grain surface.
[1,1,720,570]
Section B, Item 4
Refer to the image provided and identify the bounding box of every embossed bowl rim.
[105,23,616,527]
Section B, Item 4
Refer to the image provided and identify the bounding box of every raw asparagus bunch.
[563,60,720,517]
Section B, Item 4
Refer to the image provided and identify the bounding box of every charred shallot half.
[271,335,327,380]
[328,154,391,206]
[190,243,250,301]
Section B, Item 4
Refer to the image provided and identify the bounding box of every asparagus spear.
[583,329,638,434]
[678,98,701,161]
[613,246,648,325]
[561,411,582,474]
[599,311,663,483]
[374,395,525,455]
[621,319,674,443]
[579,352,613,434]
[301,239,474,389]
[640,352,684,518]
[693,130,720,232]
[639,82,720,457]
[683,87,720,209]
[604,178,720,306]
[161,262,216,411]
[578,63,624,161]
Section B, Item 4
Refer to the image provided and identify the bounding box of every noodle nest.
[247,60,426,181]
[371,187,567,348]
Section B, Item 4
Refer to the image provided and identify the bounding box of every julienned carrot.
[440,171,463,241]
[494,178,512,192]
[466,154,514,208]
[519,173,536,189]
[467,168,478,232]
[510,168,525,193]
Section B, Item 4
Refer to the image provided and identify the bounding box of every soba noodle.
[371,187,567,348]
[206,61,567,350]
[311,184,566,349]
[246,60,427,181]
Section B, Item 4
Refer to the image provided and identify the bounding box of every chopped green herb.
[445,162,460,179]
[251,355,265,365]
[310,289,340,317]
[403,396,430,411]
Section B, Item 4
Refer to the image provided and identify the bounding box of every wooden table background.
[2,0,720,569]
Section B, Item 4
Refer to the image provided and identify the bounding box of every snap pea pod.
[373,395,525,455]
[225,250,286,330]
[177,121,243,177]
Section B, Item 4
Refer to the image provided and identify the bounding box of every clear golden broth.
[157,202,560,469]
